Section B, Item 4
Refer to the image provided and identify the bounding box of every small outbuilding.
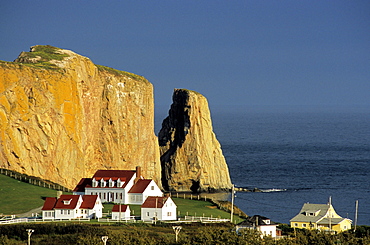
[236,215,280,238]
[141,196,177,221]
[111,204,131,220]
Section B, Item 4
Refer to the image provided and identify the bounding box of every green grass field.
[0,173,244,223]
[103,198,243,223]
[0,174,71,215]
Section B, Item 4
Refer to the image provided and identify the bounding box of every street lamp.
[26,229,34,245]
[172,226,182,242]
[101,236,108,245]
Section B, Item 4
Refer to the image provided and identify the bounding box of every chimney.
[134,166,142,184]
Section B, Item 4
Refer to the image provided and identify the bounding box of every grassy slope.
[0,174,243,223]
[103,198,243,223]
[0,174,70,215]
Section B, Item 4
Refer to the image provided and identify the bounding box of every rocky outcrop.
[159,89,232,192]
[0,45,160,189]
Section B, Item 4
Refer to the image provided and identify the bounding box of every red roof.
[128,179,152,193]
[73,170,139,191]
[42,197,57,210]
[73,178,92,192]
[54,195,80,209]
[141,196,169,208]
[93,170,135,179]
[80,195,99,209]
[112,204,129,212]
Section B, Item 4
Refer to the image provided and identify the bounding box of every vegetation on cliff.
[96,65,148,84]
[13,45,69,70]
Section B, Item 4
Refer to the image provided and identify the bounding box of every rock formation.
[159,89,232,192]
[0,46,233,193]
[0,45,160,189]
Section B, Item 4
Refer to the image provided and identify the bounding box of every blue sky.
[1,1,369,111]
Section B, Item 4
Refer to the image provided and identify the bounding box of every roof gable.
[80,195,99,209]
[128,179,152,193]
[42,197,57,210]
[141,196,173,208]
[112,204,129,212]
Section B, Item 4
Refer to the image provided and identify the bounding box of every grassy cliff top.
[13,45,69,70]
[96,65,149,83]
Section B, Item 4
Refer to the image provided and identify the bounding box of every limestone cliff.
[159,89,232,192]
[0,45,160,189]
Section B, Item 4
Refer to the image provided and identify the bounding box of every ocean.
[155,106,370,225]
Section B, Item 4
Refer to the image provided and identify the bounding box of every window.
[302,224,307,227]
[146,212,150,216]
[151,186,154,190]
[294,223,298,227]
[63,199,72,205]
[92,178,97,187]
[167,212,172,216]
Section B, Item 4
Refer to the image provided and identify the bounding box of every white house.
[128,179,163,204]
[236,215,280,238]
[41,194,103,220]
[73,167,163,205]
[111,204,131,220]
[141,196,177,221]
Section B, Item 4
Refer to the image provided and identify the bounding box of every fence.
[180,216,230,223]
[0,168,72,192]
[169,192,247,218]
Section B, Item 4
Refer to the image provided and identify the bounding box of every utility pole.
[354,200,358,232]
[231,184,235,223]
[329,196,332,233]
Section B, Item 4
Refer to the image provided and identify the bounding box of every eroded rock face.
[159,89,232,192]
[0,45,161,189]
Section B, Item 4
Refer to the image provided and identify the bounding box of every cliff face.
[0,45,160,189]
[159,89,232,192]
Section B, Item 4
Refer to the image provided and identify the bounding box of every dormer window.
[305,210,320,216]
[109,178,115,187]
[100,179,106,187]
[92,178,98,187]
[264,219,270,224]
[117,179,124,187]
[63,199,72,205]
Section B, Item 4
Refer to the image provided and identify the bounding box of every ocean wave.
[260,188,287,192]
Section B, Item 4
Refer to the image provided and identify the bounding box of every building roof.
[73,178,92,192]
[42,195,101,211]
[128,179,152,193]
[290,203,343,223]
[112,204,129,212]
[80,195,99,209]
[93,170,136,179]
[42,197,57,210]
[54,195,80,209]
[238,215,277,227]
[141,196,171,208]
[73,169,140,192]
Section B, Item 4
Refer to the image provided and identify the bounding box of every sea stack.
[159,89,232,192]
